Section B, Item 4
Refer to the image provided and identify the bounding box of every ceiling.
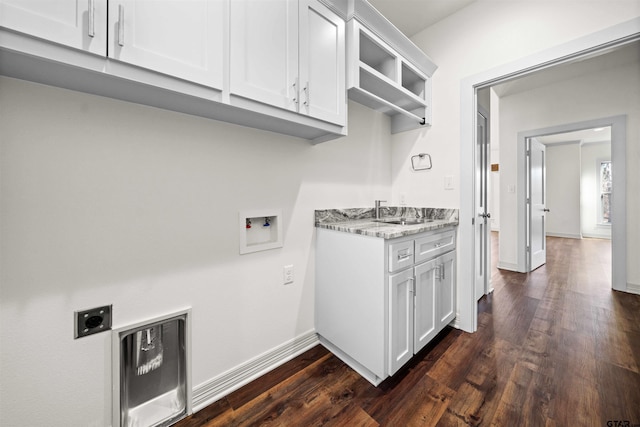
[366,1,639,101]
[367,0,476,37]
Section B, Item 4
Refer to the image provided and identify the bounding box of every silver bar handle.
[408,277,415,295]
[441,264,445,281]
[118,4,125,46]
[88,0,95,37]
[397,252,412,260]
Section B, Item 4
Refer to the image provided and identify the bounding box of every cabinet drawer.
[414,229,455,264]
[389,240,414,272]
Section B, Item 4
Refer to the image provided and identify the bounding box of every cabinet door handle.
[409,277,415,295]
[292,81,298,105]
[118,4,125,46]
[441,264,445,280]
[88,0,95,38]
[303,82,309,106]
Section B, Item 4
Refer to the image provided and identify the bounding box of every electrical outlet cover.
[75,305,112,338]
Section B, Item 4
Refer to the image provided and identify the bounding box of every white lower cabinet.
[316,226,456,386]
[389,250,456,375]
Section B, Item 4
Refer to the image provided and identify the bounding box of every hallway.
[178,235,640,426]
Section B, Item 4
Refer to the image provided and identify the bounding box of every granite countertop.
[315,207,459,239]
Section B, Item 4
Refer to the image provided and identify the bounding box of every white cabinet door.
[438,251,456,327]
[298,0,345,125]
[0,0,106,55]
[108,0,224,89]
[389,268,414,376]
[414,259,438,353]
[230,0,298,112]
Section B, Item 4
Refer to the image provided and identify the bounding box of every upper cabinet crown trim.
[344,0,437,76]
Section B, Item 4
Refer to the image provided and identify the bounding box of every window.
[599,160,612,224]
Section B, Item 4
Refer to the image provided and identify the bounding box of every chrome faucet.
[374,200,386,219]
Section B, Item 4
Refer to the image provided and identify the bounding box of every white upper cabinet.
[0,0,346,141]
[108,0,224,89]
[230,0,345,126]
[298,0,346,125]
[0,0,107,55]
[230,0,299,112]
[344,0,437,133]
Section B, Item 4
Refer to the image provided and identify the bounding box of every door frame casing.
[458,18,638,333]
[516,117,626,288]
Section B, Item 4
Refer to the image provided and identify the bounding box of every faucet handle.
[375,199,387,206]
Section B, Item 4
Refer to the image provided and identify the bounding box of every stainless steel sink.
[375,218,433,225]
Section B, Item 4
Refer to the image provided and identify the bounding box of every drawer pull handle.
[434,243,442,248]
[398,253,412,260]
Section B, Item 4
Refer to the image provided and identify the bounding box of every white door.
[529,138,547,270]
[0,0,107,55]
[298,0,345,125]
[108,0,224,89]
[388,268,414,375]
[230,0,299,111]
[474,110,490,300]
[414,260,438,353]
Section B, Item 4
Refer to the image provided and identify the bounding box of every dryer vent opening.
[113,310,191,427]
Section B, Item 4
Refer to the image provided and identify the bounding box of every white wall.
[496,61,638,280]
[391,0,640,208]
[388,0,640,327]
[581,142,612,239]
[546,143,582,238]
[0,77,392,426]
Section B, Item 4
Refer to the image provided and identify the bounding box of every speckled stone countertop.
[315,207,459,239]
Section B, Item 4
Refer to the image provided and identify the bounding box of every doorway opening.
[459,24,638,334]
[524,127,613,280]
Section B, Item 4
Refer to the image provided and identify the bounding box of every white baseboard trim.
[627,282,640,295]
[192,330,319,412]
[497,261,520,272]
[581,232,611,240]
[546,232,582,239]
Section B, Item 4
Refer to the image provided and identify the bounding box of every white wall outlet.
[283,265,294,284]
[444,175,454,190]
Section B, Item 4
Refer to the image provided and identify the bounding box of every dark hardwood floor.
[176,234,640,426]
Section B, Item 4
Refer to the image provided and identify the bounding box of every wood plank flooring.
[176,234,640,426]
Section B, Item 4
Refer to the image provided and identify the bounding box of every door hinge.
[472,218,475,225]
[526,246,531,253]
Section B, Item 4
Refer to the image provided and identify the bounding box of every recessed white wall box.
[239,209,283,254]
